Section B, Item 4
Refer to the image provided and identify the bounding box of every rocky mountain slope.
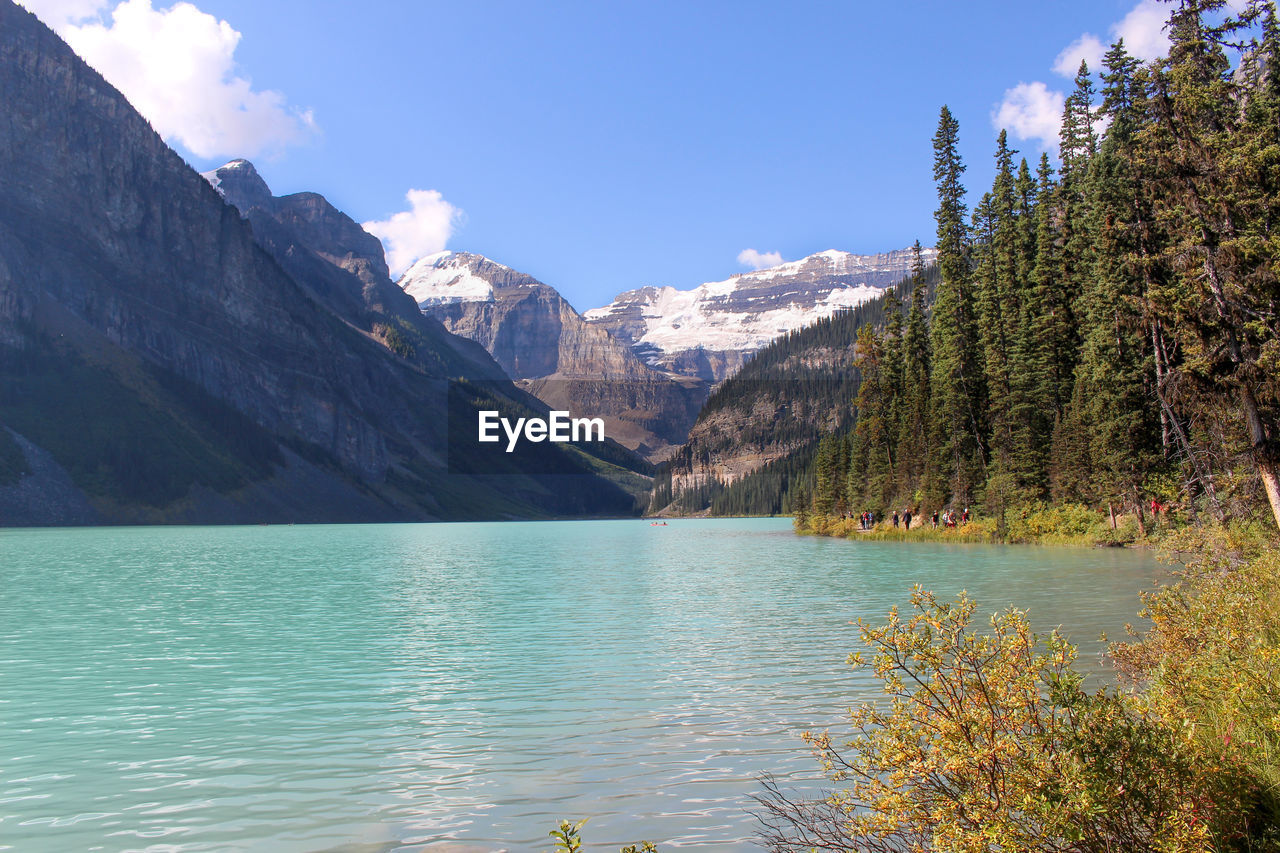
[649,263,939,516]
[401,251,707,461]
[584,248,937,382]
[0,1,645,524]
[201,160,504,381]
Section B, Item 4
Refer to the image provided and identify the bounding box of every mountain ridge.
[584,247,937,382]
[400,250,708,461]
[0,1,645,524]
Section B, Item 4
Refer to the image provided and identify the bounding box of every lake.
[0,518,1166,851]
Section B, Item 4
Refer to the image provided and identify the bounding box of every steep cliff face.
[401,251,707,460]
[585,248,938,382]
[0,2,643,523]
[202,160,502,380]
[402,251,648,380]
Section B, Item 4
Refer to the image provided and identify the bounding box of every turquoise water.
[0,518,1165,851]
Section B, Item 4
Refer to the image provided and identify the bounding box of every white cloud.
[737,249,783,270]
[993,81,1066,151]
[1053,33,1106,77]
[363,189,463,277]
[18,0,315,160]
[1050,0,1170,77]
[1113,0,1170,62]
[1052,0,1175,76]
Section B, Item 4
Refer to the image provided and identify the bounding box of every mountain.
[201,160,504,381]
[401,251,707,461]
[584,248,938,382]
[648,262,939,516]
[0,1,646,524]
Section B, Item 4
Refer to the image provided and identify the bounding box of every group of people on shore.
[848,506,972,531]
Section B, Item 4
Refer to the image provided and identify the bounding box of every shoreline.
[797,509,1173,548]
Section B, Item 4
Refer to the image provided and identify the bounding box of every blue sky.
[24,0,1180,311]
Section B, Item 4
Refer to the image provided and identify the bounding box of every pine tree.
[925,107,985,510]
[881,288,905,495]
[1042,71,1100,499]
[851,324,894,512]
[1059,61,1099,183]
[1008,156,1048,496]
[974,131,1024,519]
[1071,121,1162,518]
[897,241,932,506]
[1027,155,1072,419]
[1141,0,1280,529]
[812,431,842,518]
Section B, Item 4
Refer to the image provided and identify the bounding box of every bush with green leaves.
[756,573,1275,851]
[548,818,657,853]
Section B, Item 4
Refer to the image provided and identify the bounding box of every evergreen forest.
[799,2,1280,537]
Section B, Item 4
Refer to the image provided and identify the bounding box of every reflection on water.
[0,519,1165,850]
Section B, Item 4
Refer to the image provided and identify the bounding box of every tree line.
[806,0,1280,533]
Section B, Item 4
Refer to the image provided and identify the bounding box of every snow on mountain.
[392,249,709,461]
[199,159,272,211]
[592,279,882,354]
[399,250,503,305]
[392,246,934,383]
[583,247,935,381]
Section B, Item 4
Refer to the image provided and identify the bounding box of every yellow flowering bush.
[757,584,1257,852]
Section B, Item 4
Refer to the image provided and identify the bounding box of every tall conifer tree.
[925,106,985,509]
[897,242,932,504]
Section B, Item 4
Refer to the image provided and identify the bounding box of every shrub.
[1003,502,1107,544]
[548,819,656,853]
[756,585,1262,852]
[1111,524,1280,849]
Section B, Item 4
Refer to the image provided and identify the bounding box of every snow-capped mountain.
[401,250,505,306]
[397,251,708,462]
[583,248,936,381]
[400,250,652,379]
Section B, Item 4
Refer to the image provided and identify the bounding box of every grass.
[803,502,1163,547]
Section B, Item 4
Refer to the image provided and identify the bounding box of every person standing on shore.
[904,510,912,530]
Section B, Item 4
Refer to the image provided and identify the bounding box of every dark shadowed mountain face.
[401,251,708,461]
[0,2,646,524]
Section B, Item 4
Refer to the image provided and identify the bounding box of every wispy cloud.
[996,0,1178,152]
[18,0,316,160]
[737,249,783,270]
[19,0,103,23]
[992,82,1066,152]
[363,189,463,277]
[1053,33,1106,77]
[1113,0,1171,62]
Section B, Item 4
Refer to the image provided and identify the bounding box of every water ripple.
[0,519,1164,850]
